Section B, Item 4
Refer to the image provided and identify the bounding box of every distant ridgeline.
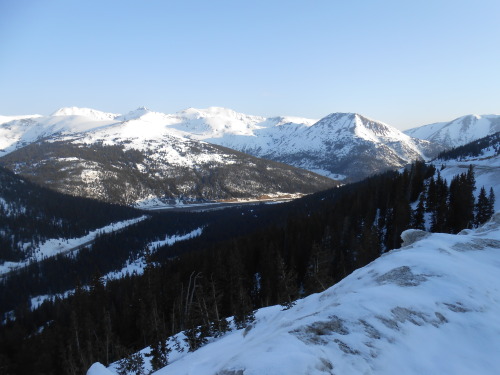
[436,131,500,161]
[0,152,496,374]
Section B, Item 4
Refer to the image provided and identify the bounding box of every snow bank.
[87,362,114,375]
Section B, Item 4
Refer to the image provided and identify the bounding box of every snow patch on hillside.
[101,227,205,282]
[0,216,148,276]
[435,152,500,211]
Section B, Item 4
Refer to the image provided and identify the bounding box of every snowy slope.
[169,107,317,140]
[90,212,500,375]
[182,111,441,181]
[0,107,119,155]
[51,107,120,121]
[434,145,500,211]
[405,114,500,148]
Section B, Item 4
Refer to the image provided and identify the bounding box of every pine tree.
[146,340,170,372]
[412,193,426,230]
[117,352,145,375]
[475,186,490,226]
[448,169,476,233]
[430,173,449,232]
[426,177,437,213]
[488,188,496,218]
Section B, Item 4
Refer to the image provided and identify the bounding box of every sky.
[1,0,499,130]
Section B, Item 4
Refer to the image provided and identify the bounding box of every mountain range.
[1,107,498,206]
[1,129,498,375]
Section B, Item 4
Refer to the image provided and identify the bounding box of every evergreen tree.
[488,188,496,218]
[430,173,449,232]
[447,168,476,233]
[475,187,491,226]
[117,352,145,375]
[147,340,170,373]
[412,193,426,230]
[425,177,437,213]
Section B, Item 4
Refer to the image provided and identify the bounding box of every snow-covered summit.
[404,114,500,148]
[168,107,317,139]
[0,114,43,125]
[51,107,120,121]
[117,106,156,121]
[202,111,439,180]
[308,112,413,143]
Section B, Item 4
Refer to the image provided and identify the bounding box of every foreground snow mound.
[87,362,114,375]
[146,213,500,375]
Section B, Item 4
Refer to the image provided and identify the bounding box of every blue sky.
[1,0,499,129]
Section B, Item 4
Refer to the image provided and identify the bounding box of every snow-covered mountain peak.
[266,116,318,127]
[404,113,500,148]
[0,114,43,125]
[51,107,119,121]
[117,106,154,121]
[178,106,254,120]
[171,107,267,138]
[309,112,405,142]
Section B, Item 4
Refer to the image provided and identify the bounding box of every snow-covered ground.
[0,216,148,276]
[90,212,500,375]
[103,227,205,281]
[435,149,500,211]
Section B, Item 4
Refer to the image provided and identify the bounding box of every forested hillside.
[1,155,496,374]
[0,166,138,262]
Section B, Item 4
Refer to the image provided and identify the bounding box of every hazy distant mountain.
[404,114,500,148]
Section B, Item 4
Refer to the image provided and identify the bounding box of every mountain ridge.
[5,106,497,184]
[404,114,500,148]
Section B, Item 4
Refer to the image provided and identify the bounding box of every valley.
[0,108,498,375]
